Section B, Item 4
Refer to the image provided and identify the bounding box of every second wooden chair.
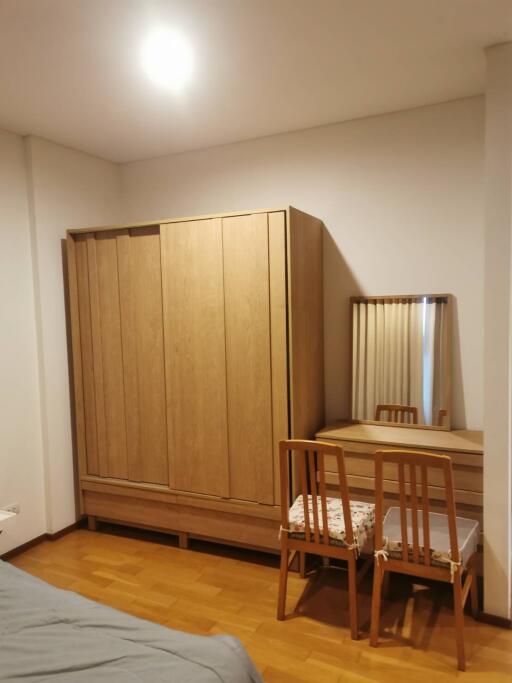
[370,449,479,670]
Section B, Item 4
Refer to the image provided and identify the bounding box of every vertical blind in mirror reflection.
[351,296,450,429]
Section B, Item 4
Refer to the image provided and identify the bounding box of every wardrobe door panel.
[86,235,109,476]
[116,230,139,480]
[75,235,99,476]
[93,233,128,480]
[268,211,289,505]
[117,227,168,485]
[223,213,274,504]
[161,219,229,497]
[66,235,87,487]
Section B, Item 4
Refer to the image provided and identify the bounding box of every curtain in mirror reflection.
[351,298,449,427]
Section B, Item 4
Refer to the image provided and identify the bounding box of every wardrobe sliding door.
[267,211,289,505]
[223,213,274,504]
[160,219,230,497]
[75,232,127,479]
[223,211,288,505]
[117,228,168,485]
[73,228,168,485]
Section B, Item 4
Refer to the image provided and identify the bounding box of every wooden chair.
[375,404,418,424]
[370,449,479,670]
[277,439,375,639]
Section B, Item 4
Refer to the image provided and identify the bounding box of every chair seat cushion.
[287,495,375,554]
[382,507,480,569]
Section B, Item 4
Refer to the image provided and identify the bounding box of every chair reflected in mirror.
[375,404,418,425]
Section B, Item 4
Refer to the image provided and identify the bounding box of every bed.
[0,560,262,682]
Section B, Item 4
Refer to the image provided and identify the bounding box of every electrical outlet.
[2,503,20,515]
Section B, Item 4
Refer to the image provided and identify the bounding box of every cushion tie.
[448,558,462,583]
[374,549,389,563]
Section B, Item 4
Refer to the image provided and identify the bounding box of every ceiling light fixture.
[141,27,193,91]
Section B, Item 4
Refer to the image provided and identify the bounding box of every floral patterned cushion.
[286,495,375,555]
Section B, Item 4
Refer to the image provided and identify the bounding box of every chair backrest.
[375,404,418,424]
[374,449,460,566]
[437,408,448,427]
[279,439,354,546]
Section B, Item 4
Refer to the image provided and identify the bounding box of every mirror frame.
[349,293,453,432]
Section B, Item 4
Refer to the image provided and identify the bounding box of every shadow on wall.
[322,226,466,430]
[323,225,363,423]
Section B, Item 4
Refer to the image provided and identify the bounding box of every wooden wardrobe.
[66,207,324,550]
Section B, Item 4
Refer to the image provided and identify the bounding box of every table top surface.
[316,421,483,454]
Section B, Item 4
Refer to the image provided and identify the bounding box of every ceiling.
[0,0,511,163]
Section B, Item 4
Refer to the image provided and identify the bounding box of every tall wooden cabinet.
[66,207,324,550]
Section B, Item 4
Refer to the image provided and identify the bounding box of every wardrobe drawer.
[83,490,281,551]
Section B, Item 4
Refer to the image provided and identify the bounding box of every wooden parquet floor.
[9,525,512,682]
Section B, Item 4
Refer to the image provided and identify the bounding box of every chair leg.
[469,563,479,618]
[277,545,290,620]
[299,551,306,578]
[347,552,359,640]
[370,559,383,647]
[453,569,466,671]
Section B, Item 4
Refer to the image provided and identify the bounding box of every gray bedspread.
[0,561,263,682]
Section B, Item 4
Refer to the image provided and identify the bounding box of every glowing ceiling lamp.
[141,27,193,91]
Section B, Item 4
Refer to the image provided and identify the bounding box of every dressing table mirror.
[350,294,451,431]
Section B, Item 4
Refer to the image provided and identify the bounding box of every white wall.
[0,130,46,554]
[121,97,485,430]
[483,43,512,619]
[0,133,122,552]
[25,136,122,535]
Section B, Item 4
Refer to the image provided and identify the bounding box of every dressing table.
[315,422,483,544]
[316,293,484,547]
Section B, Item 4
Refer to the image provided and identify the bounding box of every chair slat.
[298,453,311,543]
[308,451,321,544]
[337,450,354,546]
[279,442,289,532]
[409,464,420,563]
[398,462,409,561]
[443,460,460,563]
[374,452,384,553]
[317,452,330,545]
[421,464,431,566]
